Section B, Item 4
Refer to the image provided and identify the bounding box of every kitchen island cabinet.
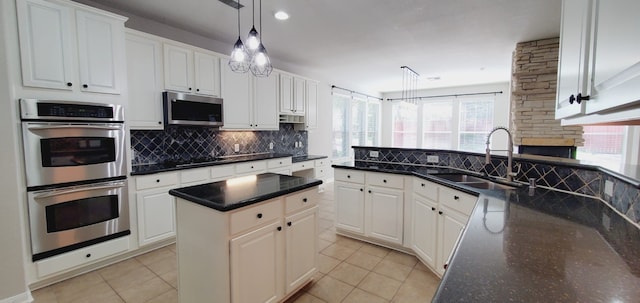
[169,173,322,303]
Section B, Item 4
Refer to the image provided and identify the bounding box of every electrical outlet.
[234,144,239,152]
[269,142,274,150]
[427,155,439,163]
[369,151,379,158]
[604,180,614,196]
[299,141,303,147]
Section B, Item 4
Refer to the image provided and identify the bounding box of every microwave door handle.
[27,125,122,131]
[33,183,124,199]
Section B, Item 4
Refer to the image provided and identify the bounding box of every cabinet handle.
[421,183,425,187]
[277,226,282,231]
[383,179,387,183]
[158,121,162,125]
[368,190,372,193]
[303,198,308,202]
[576,93,590,104]
[156,179,160,183]
[569,94,576,104]
[86,253,91,258]
[287,222,292,226]
[347,175,351,178]
[454,195,459,200]
[251,166,254,169]
[196,88,200,92]
[66,82,72,87]
[431,207,436,211]
[279,161,282,164]
[82,84,88,88]
[360,188,363,192]
[257,213,263,219]
[438,211,443,215]
[188,87,192,90]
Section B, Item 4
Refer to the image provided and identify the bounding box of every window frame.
[332,92,381,160]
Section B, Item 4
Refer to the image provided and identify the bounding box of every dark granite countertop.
[131,153,293,176]
[168,173,323,212]
[292,154,328,163]
[332,162,640,302]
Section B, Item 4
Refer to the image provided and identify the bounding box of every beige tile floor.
[31,183,440,303]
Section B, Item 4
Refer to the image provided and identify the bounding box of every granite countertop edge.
[131,153,294,176]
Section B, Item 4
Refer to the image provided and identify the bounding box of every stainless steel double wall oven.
[20,99,130,261]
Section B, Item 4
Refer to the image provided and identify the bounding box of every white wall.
[380,82,512,152]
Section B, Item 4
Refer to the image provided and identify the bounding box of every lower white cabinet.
[437,205,466,276]
[412,193,438,269]
[285,207,319,293]
[136,187,176,246]
[366,186,404,245]
[334,181,365,234]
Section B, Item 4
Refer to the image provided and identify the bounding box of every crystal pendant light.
[229,0,249,73]
[249,0,272,77]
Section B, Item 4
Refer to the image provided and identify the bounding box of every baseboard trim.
[0,291,33,303]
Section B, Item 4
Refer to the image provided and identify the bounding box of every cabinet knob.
[347,175,351,178]
[576,93,590,104]
[86,253,91,258]
[439,211,443,215]
[303,198,308,202]
[257,213,263,219]
[279,162,282,164]
[360,188,363,192]
[158,121,162,125]
[383,179,387,183]
[454,195,459,200]
[368,190,372,193]
[277,226,282,231]
[421,183,425,187]
[188,87,192,90]
[569,94,576,104]
[431,207,436,211]
[66,82,72,87]
[156,179,160,183]
[196,88,200,92]
[82,84,88,88]
[287,222,292,226]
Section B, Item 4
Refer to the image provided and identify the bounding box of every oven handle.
[33,182,125,199]
[26,124,123,131]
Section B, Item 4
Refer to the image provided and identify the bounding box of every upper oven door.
[21,122,126,188]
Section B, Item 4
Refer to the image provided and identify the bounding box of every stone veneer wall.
[130,124,307,165]
[353,147,640,224]
[511,38,584,146]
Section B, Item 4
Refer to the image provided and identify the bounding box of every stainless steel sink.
[434,174,516,190]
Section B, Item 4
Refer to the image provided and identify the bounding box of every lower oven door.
[27,180,130,261]
[21,122,126,188]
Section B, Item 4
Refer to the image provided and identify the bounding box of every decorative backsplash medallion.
[131,124,307,165]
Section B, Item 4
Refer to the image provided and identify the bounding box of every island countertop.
[169,173,323,212]
[332,162,640,302]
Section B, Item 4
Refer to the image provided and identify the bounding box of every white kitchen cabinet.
[279,73,306,115]
[334,181,365,235]
[164,43,221,97]
[366,186,404,245]
[125,30,164,129]
[305,80,319,129]
[231,221,284,303]
[222,59,278,130]
[436,205,466,276]
[284,206,318,293]
[16,0,126,94]
[293,77,306,115]
[412,192,438,269]
[267,158,293,176]
[136,188,176,247]
[555,0,592,119]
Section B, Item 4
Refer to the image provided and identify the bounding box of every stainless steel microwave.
[163,91,223,127]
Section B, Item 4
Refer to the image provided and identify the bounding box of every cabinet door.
[126,32,164,129]
[334,181,365,234]
[76,10,124,94]
[306,80,318,129]
[194,51,221,96]
[230,221,284,303]
[253,74,279,130]
[136,189,176,246]
[555,0,592,119]
[164,44,194,93]
[221,58,252,129]
[412,194,438,268]
[293,77,306,115]
[366,186,404,245]
[285,206,318,293]
[279,73,294,113]
[586,0,640,113]
[16,0,75,91]
[437,207,466,276]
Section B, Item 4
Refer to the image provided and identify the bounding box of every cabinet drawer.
[334,169,364,183]
[230,199,283,235]
[439,187,477,216]
[236,161,267,174]
[136,172,179,190]
[36,236,129,278]
[180,167,210,185]
[414,178,438,201]
[314,167,328,179]
[267,157,292,168]
[314,159,328,167]
[292,161,314,172]
[285,188,318,214]
[367,172,404,189]
[211,164,235,180]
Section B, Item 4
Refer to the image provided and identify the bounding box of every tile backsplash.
[131,124,307,165]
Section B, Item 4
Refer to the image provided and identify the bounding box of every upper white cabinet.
[16,0,126,94]
[221,59,278,130]
[557,0,640,124]
[279,73,306,115]
[125,30,164,129]
[164,43,221,97]
[305,80,319,129]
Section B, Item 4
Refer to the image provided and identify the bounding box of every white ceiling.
[86,0,561,94]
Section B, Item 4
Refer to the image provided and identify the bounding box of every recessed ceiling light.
[274,11,289,20]
[426,76,441,81]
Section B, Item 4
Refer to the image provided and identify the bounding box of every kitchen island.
[332,161,640,302]
[169,173,322,303]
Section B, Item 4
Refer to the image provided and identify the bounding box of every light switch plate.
[369,151,379,158]
[427,155,439,163]
[604,180,614,196]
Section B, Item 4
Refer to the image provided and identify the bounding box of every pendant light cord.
[259,0,263,38]
[237,0,241,36]
[252,0,255,25]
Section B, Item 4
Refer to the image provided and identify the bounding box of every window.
[577,125,626,170]
[332,93,381,159]
[392,96,495,152]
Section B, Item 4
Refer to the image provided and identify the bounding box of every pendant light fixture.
[401,66,419,105]
[249,0,272,77]
[246,0,260,53]
[229,0,249,73]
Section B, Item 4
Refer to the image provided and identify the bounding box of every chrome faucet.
[485,126,519,182]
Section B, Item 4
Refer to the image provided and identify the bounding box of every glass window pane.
[392,102,418,147]
[422,101,453,149]
[366,102,380,146]
[577,125,625,170]
[332,95,350,158]
[459,99,494,152]
[350,100,366,147]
